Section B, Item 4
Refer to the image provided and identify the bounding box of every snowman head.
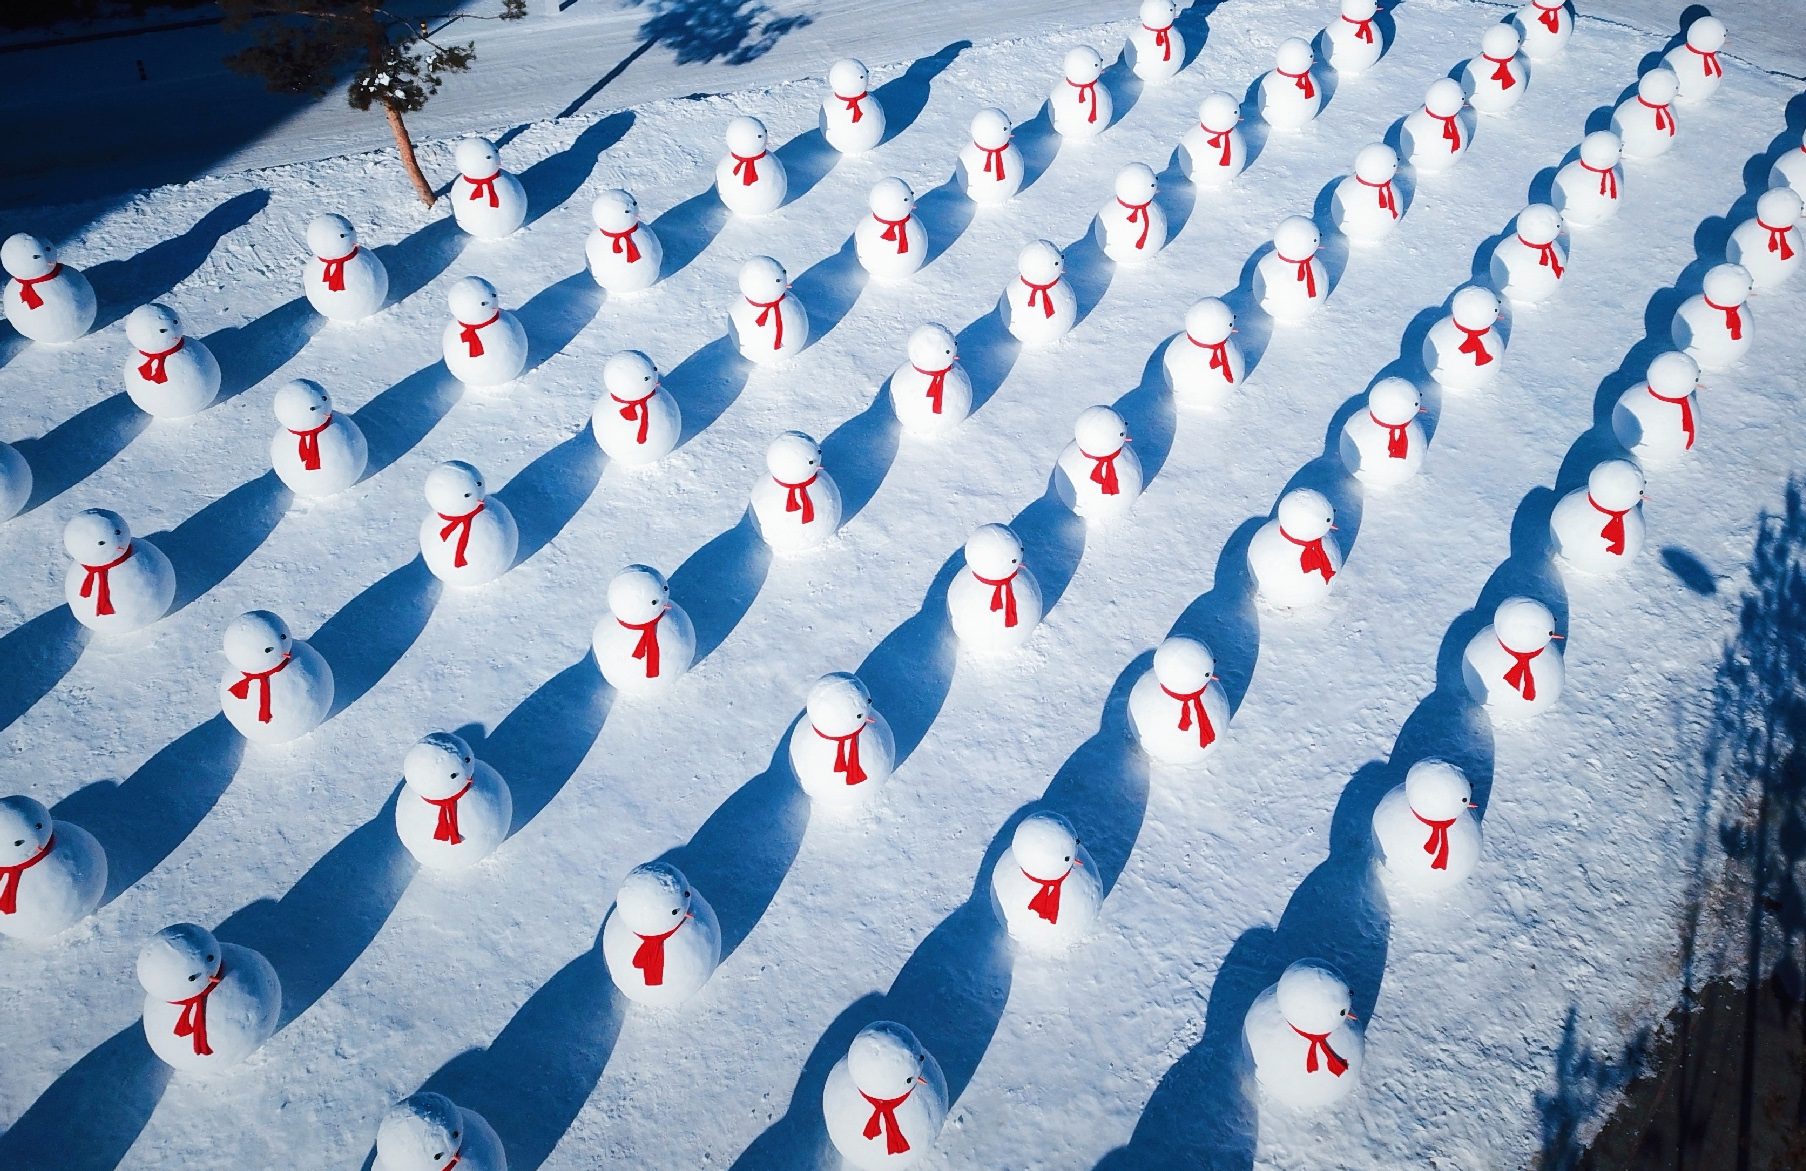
[1404,759,1473,820]
[1757,187,1803,229]
[273,379,333,431]
[1579,130,1622,170]
[0,795,52,865]
[1353,143,1398,186]
[1587,459,1645,511]
[1063,45,1105,85]
[847,1021,927,1098]
[223,610,294,673]
[1,233,57,280]
[1516,203,1563,246]
[805,672,872,738]
[765,431,821,483]
[1686,15,1726,52]
[965,523,1024,579]
[1367,377,1421,427]
[1018,239,1065,285]
[1272,215,1320,262]
[615,861,692,935]
[1153,635,1215,694]
[828,57,869,99]
[1341,0,1378,19]
[1646,350,1700,398]
[607,564,670,625]
[906,323,957,371]
[868,177,916,222]
[1276,488,1335,541]
[1113,162,1158,206]
[1197,92,1239,133]
[1494,596,1558,655]
[305,214,358,258]
[1481,22,1521,59]
[137,922,223,1000]
[63,508,130,563]
[403,731,477,801]
[424,461,488,514]
[1183,297,1235,345]
[1274,37,1314,75]
[1450,286,1501,331]
[591,189,641,233]
[454,136,501,179]
[447,276,501,324]
[1140,0,1178,26]
[1073,405,1128,457]
[725,115,769,157]
[738,255,789,303]
[1637,66,1680,105]
[1701,263,1753,308]
[1276,959,1353,1034]
[1013,810,1081,878]
[603,349,659,399]
[125,303,184,351]
[376,1092,465,1171]
[970,107,1013,150]
[1424,77,1466,118]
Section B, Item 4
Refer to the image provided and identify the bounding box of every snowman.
[0,441,31,523]
[441,276,528,388]
[1612,350,1701,462]
[1050,46,1112,140]
[1610,68,1680,161]
[219,610,334,743]
[1180,93,1247,188]
[1726,188,1801,294]
[138,922,281,1072]
[303,214,389,322]
[63,508,176,635]
[1338,377,1426,487]
[1053,405,1142,524]
[270,378,368,497]
[855,178,928,282]
[717,116,788,217]
[1401,78,1474,175]
[420,461,519,587]
[789,672,897,807]
[890,323,972,437]
[1127,0,1185,84]
[1462,595,1564,720]
[1551,459,1646,574]
[1243,958,1366,1107]
[1331,144,1403,245]
[1490,203,1568,306]
[1259,38,1322,131]
[450,136,528,239]
[1323,0,1384,76]
[1372,760,1483,888]
[592,563,696,695]
[1671,262,1753,370]
[0,794,106,940]
[1552,132,1624,228]
[591,349,681,465]
[1255,216,1327,323]
[822,58,887,154]
[586,189,663,295]
[1463,23,1528,115]
[1128,636,1230,766]
[3,233,97,343]
[1665,16,1727,107]
[123,303,219,418]
[959,108,1025,206]
[823,1022,949,1169]
[991,810,1102,949]
[1248,489,1342,608]
[1001,239,1077,344]
[750,430,842,554]
[948,523,1044,653]
[728,255,810,363]
[601,861,722,1007]
[394,731,512,870]
[1422,286,1506,391]
[1164,297,1245,409]
[373,1092,508,1171]
[1095,163,1167,265]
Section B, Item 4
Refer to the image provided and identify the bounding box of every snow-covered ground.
[2,0,1804,1168]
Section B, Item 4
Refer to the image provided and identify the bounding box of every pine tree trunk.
[386,103,436,206]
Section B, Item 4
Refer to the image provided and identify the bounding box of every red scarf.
[0,836,54,915]
[319,248,357,292]
[1344,14,1374,43]
[841,92,867,122]
[1432,108,1462,151]
[458,311,499,358]
[1638,96,1675,135]
[80,544,134,617]
[980,143,1009,182]
[1068,78,1099,123]
[1022,276,1059,318]
[1358,175,1397,218]
[632,917,684,986]
[777,473,816,523]
[619,610,665,677]
[1189,333,1235,383]
[749,296,785,349]
[137,337,185,384]
[15,264,62,309]
[1688,43,1722,77]
[1647,383,1695,449]
[877,214,911,255]
[1162,682,1216,748]
[1536,1,1562,34]
[1521,235,1564,277]
[1281,527,1335,581]
[291,415,331,471]
[1415,809,1456,869]
[1582,160,1618,199]
[466,171,501,207]
[1118,198,1152,249]
[1704,295,1743,340]
[1205,127,1233,168]
[229,653,292,723]
[731,151,764,185]
[1500,639,1542,700]
[438,502,485,568]
[1485,53,1517,88]
[1291,1024,1349,1075]
[1457,324,1494,366]
[613,390,655,444]
[974,568,1018,626]
[815,723,868,785]
[172,967,224,1056]
[1084,445,1124,495]
[425,779,473,844]
[860,1088,913,1154]
[913,364,950,414]
[1023,866,1070,922]
[600,224,642,264]
[1760,219,1797,261]
[1279,67,1315,99]
[1146,22,1173,59]
[1276,252,1316,298]
[1589,494,1630,555]
[1372,412,1410,459]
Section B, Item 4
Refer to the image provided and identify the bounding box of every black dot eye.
[188,973,198,981]
[450,772,458,779]
[264,646,274,653]
[12,839,21,847]
[1064,855,1071,862]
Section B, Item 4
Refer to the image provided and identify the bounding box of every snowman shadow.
[821,387,900,524]
[1372,303,1443,390]
[153,470,292,614]
[656,731,808,960]
[1030,651,1154,892]
[495,429,607,564]
[670,511,773,664]
[1014,107,1062,195]
[373,216,469,308]
[954,307,1021,415]
[1167,516,1263,714]
[87,188,271,331]
[206,295,326,404]
[790,235,868,344]
[402,934,628,1171]
[1101,54,1146,128]
[1173,0,1218,69]
[1064,229,1116,327]
[1111,344,1177,487]
[311,556,443,716]
[728,991,884,1169]
[0,605,86,735]
[667,336,754,444]
[1394,648,1498,815]
[463,651,612,833]
[650,188,731,281]
[1470,212,1518,287]
[1155,152,1198,242]
[1235,88,1273,172]
[1012,491,1088,615]
[0,329,31,373]
[857,550,961,765]
[1308,178,1353,291]
[213,784,419,1028]
[518,109,636,227]
[914,174,976,267]
[0,1019,171,1171]
[1222,248,1275,376]
[53,713,245,902]
[775,127,840,207]
[516,269,607,374]
[875,39,971,145]
[354,362,467,476]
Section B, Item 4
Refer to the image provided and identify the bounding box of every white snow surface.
[1,1,1804,1168]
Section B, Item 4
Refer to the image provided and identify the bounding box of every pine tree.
[221,0,526,206]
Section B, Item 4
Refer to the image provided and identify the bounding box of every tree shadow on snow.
[88,189,272,330]
[631,0,813,67]
[0,1020,171,1171]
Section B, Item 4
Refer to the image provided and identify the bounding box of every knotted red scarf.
[1415,809,1456,869]
[466,171,501,207]
[137,337,185,384]
[1522,235,1565,277]
[1688,43,1722,77]
[877,214,911,255]
[0,836,53,915]
[1638,96,1675,135]
[15,264,62,310]
[1205,128,1233,168]
[1457,323,1494,365]
[1084,445,1124,495]
[815,723,868,785]
[1704,295,1743,340]
[841,92,867,122]
[1486,53,1517,88]
[632,917,684,986]
[1761,219,1797,261]
[1358,175,1397,218]
[291,415,331,471]
[1068,78,1100,123]
[974,569,1019,626]
[1647,383,1696,449]
[1279,67,1315,99]
[1162,682,1216,748]
[731,151,765,185]
[425,780,473,845]
[80,544,134,617]
[1118,198,1152,249]
[1189,333,1235,383]
[778,473,816,524]
[860,1089,913,1155]
[613,390,655,444]
[438,502,485,568]
[749,296,786,349]
[229,653,292,724]
[1146,22,1173,59]
[1500,638,1542,700]
[1023,276,1058,318]
[1372,412,1410,460]
[1582,160,1618,198]
[980,143,1009,181]
[914,364,951,414]
[600,224,642,264]
[458,311,499,359]
[1281,527,1336,581]
[619,610,665,678]
[1536,1,1562,34]
[1344,13,1375,43]
[1433,108,1462,151]
[1278,252,1317,299]
[1023,866,1070,923]
[1292,1024,1349,1075]
[172,967,223,1056]
[319,248,357,292]
[1589,495,1630,555]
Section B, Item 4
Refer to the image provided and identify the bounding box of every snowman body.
[3,234,97,343]
[0,798,106,940]
[123,305,219,418]
[450,137,528,239]
[139,926,281,1073]
[591,350,681,466]
[419,461,518,587]
[271,379,368,497]
[394,733,512,871]
[601,863,722,1007]
[890,326,972,438]
[1128,640,1231,767]
[586,189,664,295]
[303,215,388,321]
[1672,290,1752,370]
[991,819,1101,950]
[63,516,176,636]
[789,674,897,807]
[219,634,334,744]
[593,565,696,695]
[823,1023,949,1169]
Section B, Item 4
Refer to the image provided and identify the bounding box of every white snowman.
[373,1092,508,1171]
[823,1022,949,1169]
[441,276,527,387]
[3,233,96,343]
[394,731,512,871]
[219,610,334,744]
[1243,959,1365,1107]
[1332,143,1402,244]
[1372,760,1483,888]
[717,116,787,216]
[1402,78,1474,174]
[729,255,809,363]
[138,922,281,1072]
[948,523,1043,653]
[419,460,519,587]
[303,214,389,322]
[1491,203,1568,306]
[856,178,928,282]
[1248,488,1342,608]
[1001,239,1077,344]
[1462,595,1564,719]
[790,672,897,807]
[1553,131,1624,228]
[1165,297,1245,408]
[1773,131,1806,196]
[270,378,368,497]
[591,349,681,465]
[122,303,219,418]
[1550,459,1646,574]
[750,430,842,554]
[991,810,1101,948]
[592,563,696,695]
[1671,262,1753,369]
[1612,349,1701,462]
[822,58,886,154]
[1323,0,1384,76]
[1050,45,1112,140]
[1255,216,1327,323]
[1463,23,1528,115]
[0,795,106,940]
[1181,92,1248,188]
[586,189,663,295]
[891,323,972,437]
[959,108,1025,206]
[1054,404,1142,524]
[1611,67,1680,161]
[0,441,28,522]
[1423,286,1505,391]
[1339,376,1426,486]
[1096,163,1166,265]
[601,861,722,1007]
[1127,0,1184,83]
[1514,0,1573,62]
[1259,38,1322,131]
[1726,188,1801,293]
[62,508,175,635]
[1665,16,1726,107]
[450,136,528,239]
[1128,636,1231,766]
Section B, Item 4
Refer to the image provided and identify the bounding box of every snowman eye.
[450,771,458,779]
[265,646,274,653]
[11,839,21,847]
[188,972,198,981]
